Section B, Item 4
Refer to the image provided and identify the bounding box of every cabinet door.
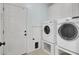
[0,4,3,55]
[32,27,41,50]
[4,4,27,55]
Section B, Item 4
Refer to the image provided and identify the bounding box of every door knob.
[0,42,5,46]
[3,42,5,46]
[0,42,2,46]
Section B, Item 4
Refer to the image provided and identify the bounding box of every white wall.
[72,3,79,16]
[26,3,48,26]
[48,3,79,19]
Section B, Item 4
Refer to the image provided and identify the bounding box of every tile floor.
[29,49,49,55]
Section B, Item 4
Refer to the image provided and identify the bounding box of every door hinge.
[3,30,4,35]
[3,8,4,11]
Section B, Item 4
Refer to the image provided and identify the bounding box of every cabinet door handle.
[24,30,26,32]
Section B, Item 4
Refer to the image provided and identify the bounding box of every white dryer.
[42,20,56,44]
[57,17,79,54]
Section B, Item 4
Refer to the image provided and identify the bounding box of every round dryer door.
[58,23,78,41]
[44,25,50,34]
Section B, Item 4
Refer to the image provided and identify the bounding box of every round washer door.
[58,23,78,41]
[44,25,50,34]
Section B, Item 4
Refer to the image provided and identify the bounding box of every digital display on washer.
[44,25,50,34]
[58,23,78,40]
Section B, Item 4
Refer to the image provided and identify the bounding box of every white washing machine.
[57,16,79,54]
[42,20,57,44]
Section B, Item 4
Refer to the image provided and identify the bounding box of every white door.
[3,4,27,55]
[0,3,3,55]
